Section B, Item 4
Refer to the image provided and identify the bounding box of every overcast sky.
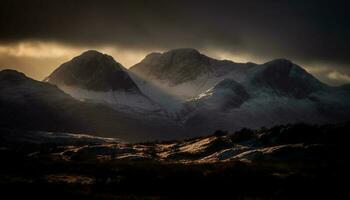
[0,0,349,85]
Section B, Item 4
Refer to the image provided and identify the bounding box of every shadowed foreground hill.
[0,69,181,142]
[0,122,348,199]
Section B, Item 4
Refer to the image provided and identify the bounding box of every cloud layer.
[0,0,349,84]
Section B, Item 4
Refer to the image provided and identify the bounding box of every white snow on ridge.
[129,68,250,113]
[58,85,164,114]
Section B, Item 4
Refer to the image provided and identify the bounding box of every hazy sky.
[0,0,350,85]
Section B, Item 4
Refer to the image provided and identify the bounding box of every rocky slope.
[46,50,162,113]
[2,48,350,139]
[1,122,347,163]
[129,49,350,135]
[1,122,348,199]
[0,69,182,142]
[129,48,254,108]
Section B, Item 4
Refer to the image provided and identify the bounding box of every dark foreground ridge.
[0,122,348,199]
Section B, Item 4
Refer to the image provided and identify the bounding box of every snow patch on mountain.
[45,50,168,115]
[130,48,256,104]
[58,84,164,114]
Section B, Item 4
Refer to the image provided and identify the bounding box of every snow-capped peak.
[45,50,164,113]
[246,58,325,98]
[46,50,139,92]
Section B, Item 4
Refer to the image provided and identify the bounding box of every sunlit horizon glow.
[0,41,150,66]
[0,41,152,80]
[0,40,349,86]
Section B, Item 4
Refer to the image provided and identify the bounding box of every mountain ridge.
[2,48,350,140]
[0,69,183,142]
[46,50,139,92]
[45,50,163,113]
[130,48,250,86]
[245,58,326,98]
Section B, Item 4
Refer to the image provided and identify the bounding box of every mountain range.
[1,48,350,141]
[0,69,180,141]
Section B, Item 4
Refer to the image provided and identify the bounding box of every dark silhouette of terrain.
[0,122,348,199]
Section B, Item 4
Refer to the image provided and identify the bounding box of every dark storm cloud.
[1,0,350,83]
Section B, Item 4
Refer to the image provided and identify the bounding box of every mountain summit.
[130,48,253,103]
[130,48,226,85]
[46,50,162,113]
[13,48,350,138]
[246,59,325,98]
[46,50,139,92]
[0,69,179,141]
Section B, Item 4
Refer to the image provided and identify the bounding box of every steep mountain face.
[131,48,213,85]
[131,48,257,85]
[46,50,162,113]
[2,48,350,140]
[130,48,254,109]
[47,50,138,91]
[133,50,350,136]
[183,79,250,112]
[0,69,74,107]
[0,69,182,142]
[180,58,350,136]
[245,59,325,98]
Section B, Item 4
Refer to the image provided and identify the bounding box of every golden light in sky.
[0,41,149,80]
[0,40,348,85]
[0,41,256,81]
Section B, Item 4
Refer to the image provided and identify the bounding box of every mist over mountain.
[130,48,350,136]
[131,48,219,85]
[0,69,182,142]
[46,50,163,113]
[183,79,250,112]
[2,48,350,140]
[130,48,253,100]
[1,48,349,200]
[2,1,349,198]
